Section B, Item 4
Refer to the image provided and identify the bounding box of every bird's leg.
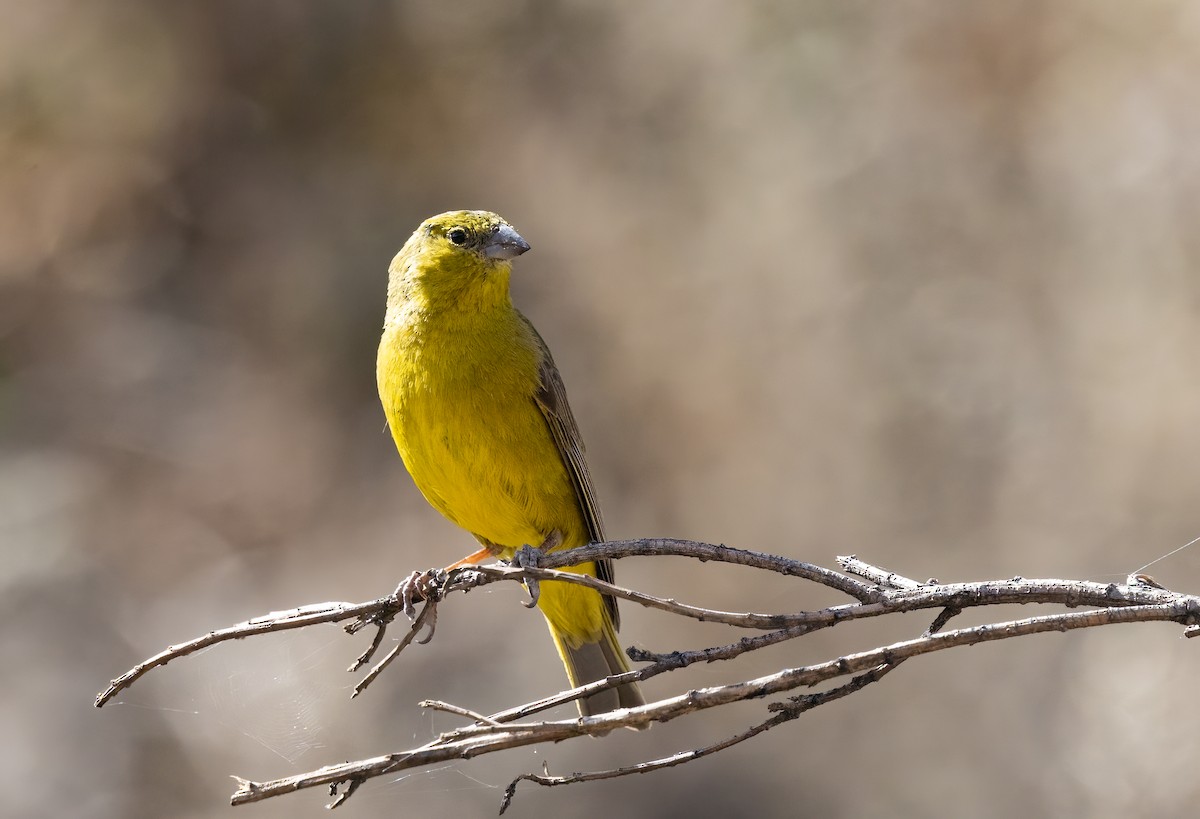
[444,546,496,571]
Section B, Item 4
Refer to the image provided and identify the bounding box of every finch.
[376,210,645,719]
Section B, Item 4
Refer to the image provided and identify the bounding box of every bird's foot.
[397,568,442,620]
[513,544,543,608]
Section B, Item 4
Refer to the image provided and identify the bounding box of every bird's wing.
[521,313,620,628]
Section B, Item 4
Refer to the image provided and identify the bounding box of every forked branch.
[92,539,1200,813]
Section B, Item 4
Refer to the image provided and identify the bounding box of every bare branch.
[471,562,808,629]
[498,603,968,810]
[481,669,648,725]
[499,712,788,813]
[96,597,398,708]
[230,598,1200,807]
[536,538,882,602]
[91,540,1200,812]
[96,568,482,707]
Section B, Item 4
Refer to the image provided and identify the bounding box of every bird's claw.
[416,604,438,644]
[514,544,542,608]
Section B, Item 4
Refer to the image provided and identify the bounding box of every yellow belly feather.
[378,312,604,645]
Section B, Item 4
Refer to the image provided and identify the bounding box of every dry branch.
[92,539,1200,813]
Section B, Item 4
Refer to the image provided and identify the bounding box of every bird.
[376,210,645,720]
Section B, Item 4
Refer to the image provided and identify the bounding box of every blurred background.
[5,1,1200,817]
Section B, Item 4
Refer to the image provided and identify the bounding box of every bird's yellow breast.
[377,305,589,555]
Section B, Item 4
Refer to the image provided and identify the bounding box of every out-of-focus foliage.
[4,2,1200,817]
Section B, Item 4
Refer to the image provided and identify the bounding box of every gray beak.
[482,223,531,260]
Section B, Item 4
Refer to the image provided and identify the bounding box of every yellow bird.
[376,210,645,719]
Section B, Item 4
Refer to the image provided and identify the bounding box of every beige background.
[4,2,1200,817]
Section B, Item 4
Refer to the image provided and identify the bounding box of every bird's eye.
[447,228,468,246]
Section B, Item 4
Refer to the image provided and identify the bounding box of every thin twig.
[479,670,648,727]
[346,618,390,672]
[772,606,961,717]
[96,568,488,707]
[96,598,398,707]
[500,712,789,813]
[352,598,438,698]
[838,555,924,589]
[419,699,503,726]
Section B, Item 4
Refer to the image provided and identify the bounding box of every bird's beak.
[482,224,531,260]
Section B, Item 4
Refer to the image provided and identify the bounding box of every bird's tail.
[538,576,647,725]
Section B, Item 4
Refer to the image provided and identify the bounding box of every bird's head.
[388,210,531,309]
[421,210,530,262]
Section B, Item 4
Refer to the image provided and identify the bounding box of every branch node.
[627,647,684,666]
[326,777,363,809]
[923,606,962,637]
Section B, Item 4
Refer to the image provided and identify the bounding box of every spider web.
[198,631,338,766]
[111,627,348,767]
[110,624,506,801]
